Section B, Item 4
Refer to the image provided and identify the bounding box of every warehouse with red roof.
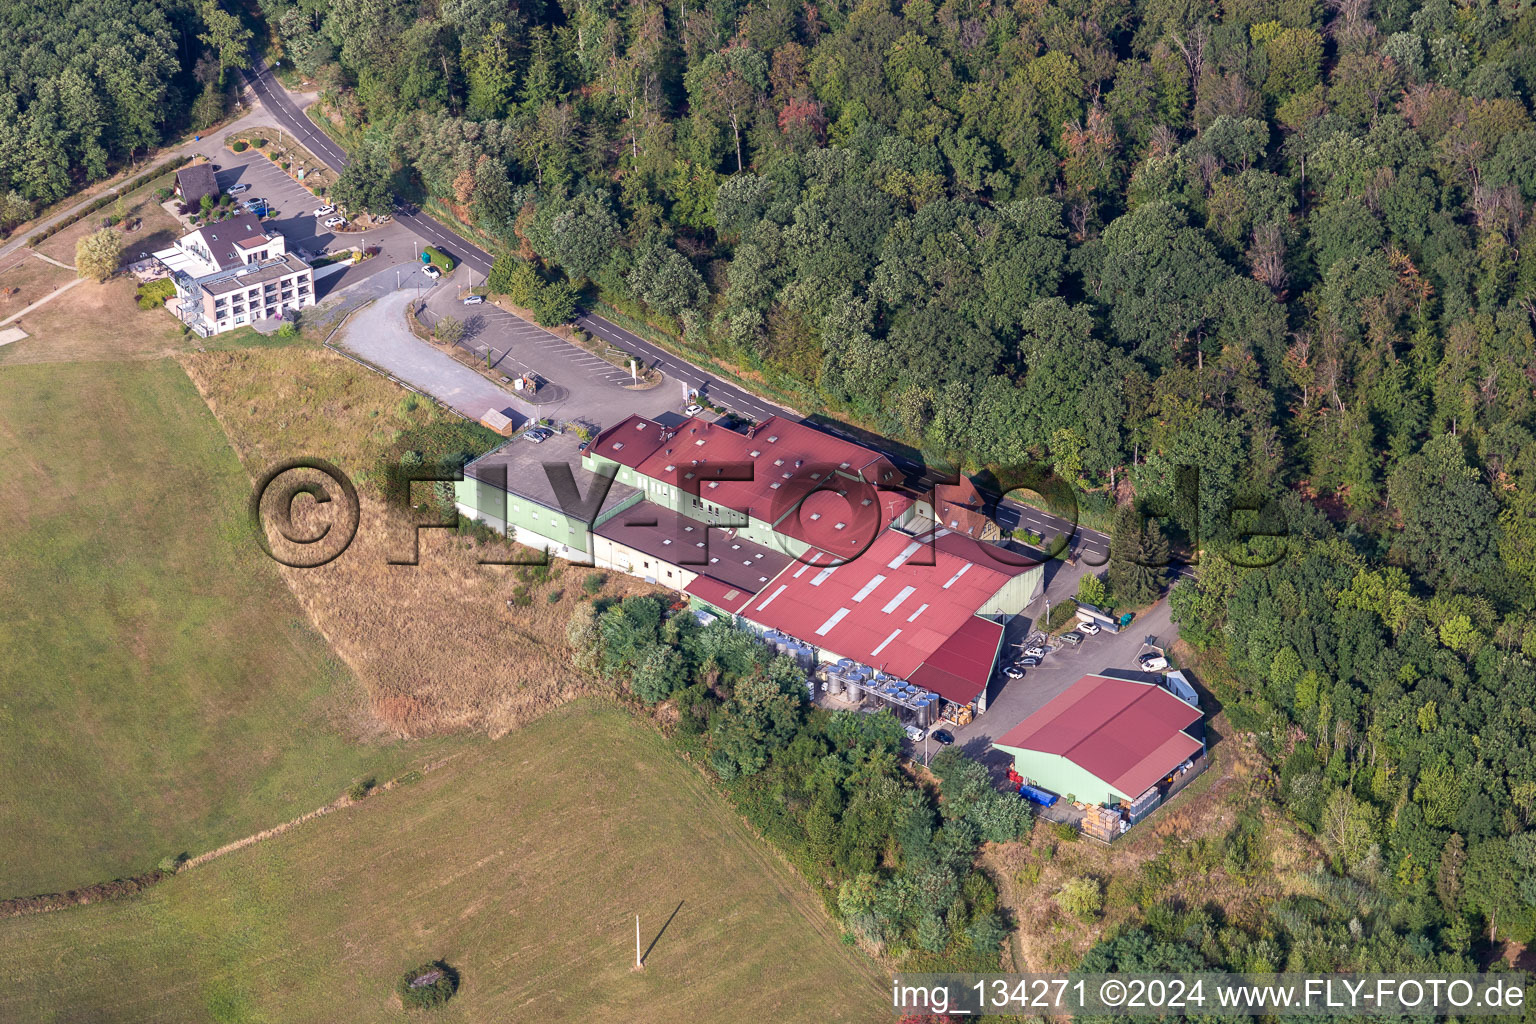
[992,674,1205,808]
[460,411,1046,722]
[584,413,1044,714]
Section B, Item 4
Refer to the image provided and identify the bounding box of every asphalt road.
[242,57,1119,565]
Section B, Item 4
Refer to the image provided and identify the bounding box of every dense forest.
[261,0,1536,974]
[0,0,250,232]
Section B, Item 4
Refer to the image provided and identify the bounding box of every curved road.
[241,59,1117,564]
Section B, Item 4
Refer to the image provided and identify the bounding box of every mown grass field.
[0,701,886,1022]
[0,359,442,896]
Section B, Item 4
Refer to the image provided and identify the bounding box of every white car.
[1002,664,1025,680]
[1078,620,1101,635]
[904,725,925,743]
[226,183,250,195]
[422,264,442,279]
[323,216,345,229]
[1023,645,1046,658]
[313,204,336,217]
[462,295,485,305]
[1139,652,1169,671]
[683,403,704,417]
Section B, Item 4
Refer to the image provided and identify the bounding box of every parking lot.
[937,589,1177,762]
[210,150,414,296]
[414,286,683,428]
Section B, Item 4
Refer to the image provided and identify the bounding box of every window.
[613,442,624,451]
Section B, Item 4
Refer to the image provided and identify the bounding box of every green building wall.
[992,746,1126,806]
[453,474,641,556]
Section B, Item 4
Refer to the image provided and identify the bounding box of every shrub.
[276,321,299,338]
[1045,599,1078,632]
[1053,877,1103,920]
[583,572,604,596]
[422,246,455,272]
[250,137,266,148]
[135,278,176,309]
[547,590,563,603]
[433,315,464,345]
[231,140,248,152]
[347,778,374,801]
[396,769,424,786]
[1077,573,1108,608]
[397,961,458,1009]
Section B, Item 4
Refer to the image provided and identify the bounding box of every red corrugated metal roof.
[743,527,1031,682]
[589,414,667,469]
[994,675,1203,799]
[683,575,759,614]
[618,415,893,538]
[908,615,1004,702]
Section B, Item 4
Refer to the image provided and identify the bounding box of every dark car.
[1019,656,1041,667]
[931,729,955,746]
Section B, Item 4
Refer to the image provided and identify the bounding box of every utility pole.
[635,914,643,969]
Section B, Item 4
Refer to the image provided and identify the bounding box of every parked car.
[520,427,550,444]
[375,213,392,223]
[1023,645,1046,658]
[422,264,442,279]
[226,183,250,195]
[904,725,925,743]
[1060,631,1084,646]
[1019,656,1040,667]
[1002,664,1025,680]
[313,204,336,217]
[323,216,346,229]
[462,295,485,305]
[240,198,266,211]
[577,440,590,452]
[931,729,955,746]
[1139,652,1169,671]
[683,403,704,417]
[1078,620,1101,635]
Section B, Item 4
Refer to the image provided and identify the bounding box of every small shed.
[176,164,219,210]
[479,408,514,436]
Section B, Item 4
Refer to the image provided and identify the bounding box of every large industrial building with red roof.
[454,412,1045,717]
[992,673,1205,810]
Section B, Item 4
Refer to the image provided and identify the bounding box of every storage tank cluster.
[763,629,815,668]
[813,658,945,727]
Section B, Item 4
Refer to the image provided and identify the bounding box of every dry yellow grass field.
[181,344,665,737]
[0,252,75,315]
